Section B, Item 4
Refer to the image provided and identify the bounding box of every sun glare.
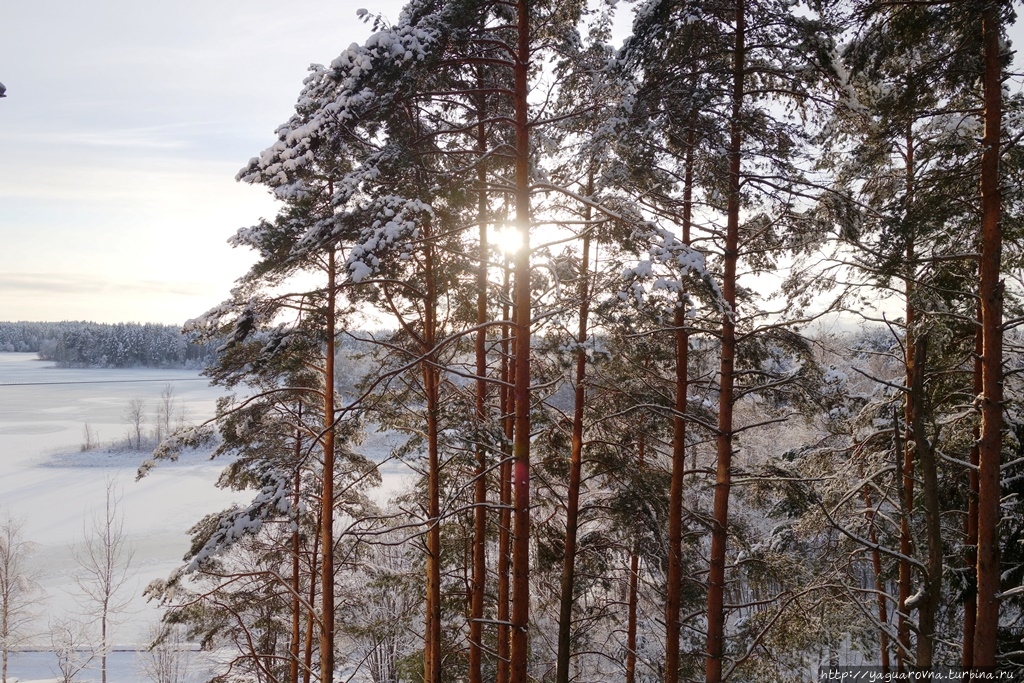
[489,226,525,255]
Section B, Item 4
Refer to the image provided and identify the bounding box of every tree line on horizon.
[0,321,216,368]
[135,1,1024,682]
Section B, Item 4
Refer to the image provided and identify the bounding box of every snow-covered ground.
[0,353,239,682]
[0,352,411,682]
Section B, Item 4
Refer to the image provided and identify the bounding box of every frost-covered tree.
[154,384,177,444]
[0,514,40,683]
[820,0,1024,669]
[50,617,95,683]
[335,524,421,683]
[157,299,378,683]
[73,480,135,683]
[225,2,644,681]
[124,398,146,451]
[618,1,842,680]
[171,0,1024,680]
[0,321,217,368]
[140,623,193,683]
[187,119,371,682]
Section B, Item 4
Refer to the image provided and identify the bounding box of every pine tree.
[825,0,1023,667]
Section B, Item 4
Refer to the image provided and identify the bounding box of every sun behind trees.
[144,1,1023,682]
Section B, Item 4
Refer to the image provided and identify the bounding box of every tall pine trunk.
[423,237,443,683]
[973,3,1004,666]
[290,425,303,683]
[625,427,646,683]
[861,476,890,672]
[320,248,337,683]
[963,315,982,667]
[303,508,319,683]
[897,127,916,672]
[509,0,533,678]
[497,263,514,683]
[665,119,695,683]
[555,174,594,683]
[469,84,490,683]
[913,337,942,668]
[706,4,743,681]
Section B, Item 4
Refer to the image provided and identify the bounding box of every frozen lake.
[5,647,206,683]
[0,352,411,683]
[0,352,236,682]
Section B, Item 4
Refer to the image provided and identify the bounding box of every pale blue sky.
[1,3,1019,325]
[0,0,404,324]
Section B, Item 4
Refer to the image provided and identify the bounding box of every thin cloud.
[7,127,189,150]
[0,273,209,297]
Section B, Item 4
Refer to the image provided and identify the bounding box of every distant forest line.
[0,321,216,368]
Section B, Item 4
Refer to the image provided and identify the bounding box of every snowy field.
[0,352,410,683]
[0,352,237,682]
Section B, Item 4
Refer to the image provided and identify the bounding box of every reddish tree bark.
[423,237,443,683]
[497,264,514,683]
[862,482,890,672]
[666,120,695,683]
[320,249,337,683]
[626,427,647,683]
[705,4,743,681]
[469,84,490,683]
[963,315,982,668]
[973,3,1004,666]
[897,126,916,672]
[555,183,594,683]
[912,337,942,669]
[509,0,532,679]
[290,427,303,683]
[303,508,319,683]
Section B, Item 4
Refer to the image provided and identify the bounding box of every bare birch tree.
[73,480,135,683]
[154,384,176,443]
[139,623,193,683]
[50,617,95,683]
[124,398,146,450]
[0,514,40,683]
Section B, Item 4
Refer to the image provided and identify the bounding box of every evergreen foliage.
[0,321,215,368]
[130,0,1024,681]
